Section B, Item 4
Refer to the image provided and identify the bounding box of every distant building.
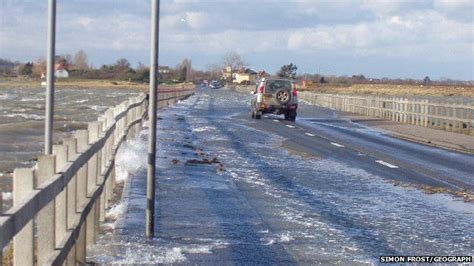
[54,63,69,78]
[232,68,258,84]
[257,71,270,80]
[222,66,233,81]
[158,66,170,74]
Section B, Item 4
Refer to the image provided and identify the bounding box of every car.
[209,80,223,89]
[251,78,298,121]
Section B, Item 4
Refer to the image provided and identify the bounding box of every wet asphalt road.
[89,88,473,265]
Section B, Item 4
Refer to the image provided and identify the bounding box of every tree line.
[0,50,194,83]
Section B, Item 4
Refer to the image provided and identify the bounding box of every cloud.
[0,0,472,79]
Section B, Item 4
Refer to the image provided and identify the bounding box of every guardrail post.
[96,120,106,223]
[75,130,89,264]
[13,168,35,266]
[63,138,77,265]
[53,144,68,249]
[87,122,100,245]
[36,154,56,265]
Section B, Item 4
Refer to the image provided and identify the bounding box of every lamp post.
[45,0,56,154]
[147,0,160,238]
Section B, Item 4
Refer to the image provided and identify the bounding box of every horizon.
[1,0,473,81]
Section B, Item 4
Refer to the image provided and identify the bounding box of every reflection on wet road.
[89,88,473,264]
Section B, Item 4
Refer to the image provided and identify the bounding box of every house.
[54,63,69,78]
[158,66,170,74]
[233,68,258,84]
[222,66,232,81]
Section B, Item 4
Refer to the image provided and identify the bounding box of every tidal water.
[0,87,139,209]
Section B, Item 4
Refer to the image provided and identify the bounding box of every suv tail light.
[258,86,264,94]
[292,88,298,96]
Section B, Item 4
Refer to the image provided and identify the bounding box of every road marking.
[375,160,399,169]
[286,125,295,128]
[305,132,315,137]
[273,119,279,122]
[331,142,345,147]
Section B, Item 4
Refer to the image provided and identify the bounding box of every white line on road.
[273,119,279,122]
[331,142,345,147]
[375,160,399,169]
[286,125,295,128]
[305,132,315,137]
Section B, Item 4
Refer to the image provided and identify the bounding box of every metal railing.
[0,87,194,265]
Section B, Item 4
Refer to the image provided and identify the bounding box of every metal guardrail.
[299,92,474,135]
[0,87,194,265]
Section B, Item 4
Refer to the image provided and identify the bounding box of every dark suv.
[251,78,298,121]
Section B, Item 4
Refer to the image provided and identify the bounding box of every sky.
[0,0,473,80]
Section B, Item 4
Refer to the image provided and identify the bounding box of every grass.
[302,83,474,97]
[0,77,148,91]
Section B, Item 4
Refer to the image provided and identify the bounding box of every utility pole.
[45,0,56,154]
[147,0,160,238]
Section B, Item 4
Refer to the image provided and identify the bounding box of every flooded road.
[88,88,473,264]
[0,87,139,207]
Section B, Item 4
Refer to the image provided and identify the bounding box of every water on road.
[88,88,473,264]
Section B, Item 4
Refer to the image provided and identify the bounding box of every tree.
[131,62,150,83]
[277,63,298,79]
[115,58,131,70]
[32,57,46,77]
[74,50,89,69]
[179,65,187,82]
[423,76,431,84]
[20,62,34,76]
[205,63,222,80]
[221,51,246,70]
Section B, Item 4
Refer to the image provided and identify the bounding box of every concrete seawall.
[0,86,195,265]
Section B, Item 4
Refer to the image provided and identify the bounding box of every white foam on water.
[115,247,186,264]
[279,232,294,243]
[0,93,17,100]
[1,192,12,200]
[192,126,216,132]
[4,113,44,120]
[89,105,107,111]
[106,202,126,221]
[91,240,228,264]
[20,97,41,102]
[115,136,147,184]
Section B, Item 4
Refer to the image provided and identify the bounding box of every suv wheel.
[276,89,291,105]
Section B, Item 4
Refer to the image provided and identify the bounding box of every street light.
[45,0,56,154]
[147,0,160,238]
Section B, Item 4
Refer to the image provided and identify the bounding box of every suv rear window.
[265,80,292,94]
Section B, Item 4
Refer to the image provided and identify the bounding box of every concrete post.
[53,144,68,248]
[13,168,35,266]
[36,154,56,266]
[74,130,88,262]
[63,138,77,264]
[86,123,100,245]
[76,223,86,264]
[75,130,89,211]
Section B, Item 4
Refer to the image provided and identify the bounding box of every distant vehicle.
[251,78,298,121]
[209,80,223,89]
